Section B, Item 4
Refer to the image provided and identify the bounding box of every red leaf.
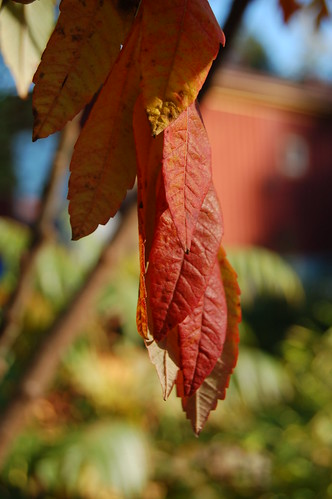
[146,183,223,341]
[133,95,164,338]
[178,258,227,397]
[133,95,164,261]
[140,0,225,135]
[163,102,212,252]
[68,19,141,240]
[278,0,301,22]
[179,246,241,434]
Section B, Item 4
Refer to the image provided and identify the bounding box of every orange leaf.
[140,0,225,135]
[137,233,149,339]
[163,101,212,252]
[146,183,223,341]
[179,246,241,434]
[68,20,141,240]
[33,0,135,140]
[178,258,227,397]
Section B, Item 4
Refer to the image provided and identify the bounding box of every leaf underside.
[68,20,141,240]
[0,0,54,98]
[33,0,136,140]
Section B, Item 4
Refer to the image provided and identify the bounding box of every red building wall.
[201,70,332,253]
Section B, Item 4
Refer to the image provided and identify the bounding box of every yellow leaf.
[145,328,180,400]
[33,0,136,140]
[0,0,54,98]
[68,20,141,240]
[140,0,224,135]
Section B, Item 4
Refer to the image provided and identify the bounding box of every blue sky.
[210,0,332,80]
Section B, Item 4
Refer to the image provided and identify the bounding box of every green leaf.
[0,0,55,97]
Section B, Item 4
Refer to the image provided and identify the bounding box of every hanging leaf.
[145,328,180,400]
[136,234,149,339]
[140,0,225,136]
[134,95,164,261]
[163,101,212,252]
[68,19,141,240]
[313,0,330,26]
[278,0,301,22]
[0,0,54,97]
[180,246,241,434]
[33,0,136,140]
[146,184,223,341]
[178,259,227,397]
[133,95,164,338]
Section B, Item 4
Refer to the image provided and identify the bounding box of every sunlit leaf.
[180,246,241,434]
[0,0,54,97]
[140,0,225,135]
[163,102,212,252]
[178,259,227,397]
[68,20,141,240]
[146,184,223,341]
[33,0,136,140]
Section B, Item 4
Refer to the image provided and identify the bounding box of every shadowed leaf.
[133,96,163,337]
[33,0,136,140]
[68,19,141,240]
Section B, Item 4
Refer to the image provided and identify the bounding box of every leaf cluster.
[2,0,241,432]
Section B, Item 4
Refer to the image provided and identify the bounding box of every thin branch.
[0,201,138,468]
[199,0,253,101]
[0,118,79,365]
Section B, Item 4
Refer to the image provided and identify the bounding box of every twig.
[0,118,79,365]
[199,0,253,102]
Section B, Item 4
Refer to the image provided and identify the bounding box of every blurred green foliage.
[0,217,332,498]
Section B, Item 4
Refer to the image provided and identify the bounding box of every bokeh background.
[0,0,332,497]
